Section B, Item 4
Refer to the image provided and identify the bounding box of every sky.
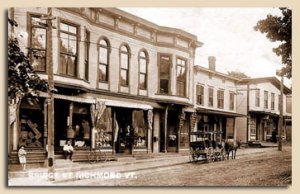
[120,8,291,87]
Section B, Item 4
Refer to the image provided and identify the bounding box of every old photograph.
[7,7,292,186]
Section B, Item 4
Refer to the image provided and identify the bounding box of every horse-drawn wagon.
[189,131,225,163]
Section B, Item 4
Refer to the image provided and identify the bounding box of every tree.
[254,8,292,78]
[227,71,250,79]
[8,37,48,102]
[8,19,48,126]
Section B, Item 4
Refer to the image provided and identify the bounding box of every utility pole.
[41,7,56,181]
[246,84,250,142]
[278,71,284,151]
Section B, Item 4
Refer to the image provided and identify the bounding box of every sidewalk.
[7,146,281,186]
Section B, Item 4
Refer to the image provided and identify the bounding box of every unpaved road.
[56,146,291,186]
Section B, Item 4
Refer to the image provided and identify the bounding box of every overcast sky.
[120,8,291,87]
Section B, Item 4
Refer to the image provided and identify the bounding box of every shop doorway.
[167,111,178,152]
[19,99,44,149]
[115,108,133,154]
[54,100,69,154]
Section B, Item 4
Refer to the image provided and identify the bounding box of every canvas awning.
[38,92,155,110]
[196,107,246,117]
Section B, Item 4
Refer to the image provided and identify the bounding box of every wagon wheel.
[221,149,226,161]
[189,153,195,162]
[189,148,196,162]
[206,153,212,163]
[207,147,214,163]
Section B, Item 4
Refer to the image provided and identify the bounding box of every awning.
[38,92,96,104]
[38,92,154,110]
[196,107,246,117]
[104,98,153,110]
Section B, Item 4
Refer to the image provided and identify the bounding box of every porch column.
[12,120,18,150]
[153,111,160,153]
[164,106,169,153]
[178,110,186,152]
[233,118,237,140]
[112,110,116,154]
[12,101,20,151]
[219,118,222,142]
[147,110,153,153]
[44,100,48,150]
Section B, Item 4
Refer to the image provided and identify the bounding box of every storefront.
[54,100,93,153]
[157,104,192,153]
[18,98,46,150]
[194,108,244,142]
[49,93,157,156]
[114,108,149,154]
[248,111,279,142]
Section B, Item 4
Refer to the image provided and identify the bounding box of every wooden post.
[43,7,56,181]
[164,106,169,153]
[278,74,284,151]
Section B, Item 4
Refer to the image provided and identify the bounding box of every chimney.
[208,56,216,71]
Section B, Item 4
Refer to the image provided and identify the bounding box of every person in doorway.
[63,140,74,161]
[272,130,277,143]
[18,146,27,171]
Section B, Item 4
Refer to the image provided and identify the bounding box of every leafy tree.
[8,37,48,102]
[227,71,250,79]
[254,8,292,78]
[8,19,48,126]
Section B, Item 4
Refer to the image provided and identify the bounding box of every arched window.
[139,50,148,89]
[98,38,110,82]
[120,44,130,86]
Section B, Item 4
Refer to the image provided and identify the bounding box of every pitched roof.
[239,77,292,94]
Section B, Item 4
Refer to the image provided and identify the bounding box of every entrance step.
[248,141,262,148]
[54,155,65,160]
[9,150,46,165]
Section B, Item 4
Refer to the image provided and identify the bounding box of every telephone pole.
[278,71,284,151]
[276,68,285,151]
[42,7,56,181]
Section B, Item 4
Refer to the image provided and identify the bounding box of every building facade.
[192,57,244,143]
[8,7,292,166]
[8,7,202,162]
[235,77,292,143]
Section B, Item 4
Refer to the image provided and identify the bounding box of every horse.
[224,139,241,160]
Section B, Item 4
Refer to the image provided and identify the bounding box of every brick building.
[8,7,202,163]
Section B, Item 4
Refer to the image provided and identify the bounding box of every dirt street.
[56,146,292,186]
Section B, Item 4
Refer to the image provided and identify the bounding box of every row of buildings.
[8,8,292,162]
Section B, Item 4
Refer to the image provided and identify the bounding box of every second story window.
[98,39,110,82]
[208,87,214,107]
[229,92,235,110]
[159,54,171,94]
[139,50,148,90]
[196,85,204,105]
[59,21,78,77]
[176,58,187,97]
[271,93,275,110]
[120,45,130,86]
[264,91,268,109]
[255,89,260,107]
[29,15,46,72]
[217,90,224,109]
